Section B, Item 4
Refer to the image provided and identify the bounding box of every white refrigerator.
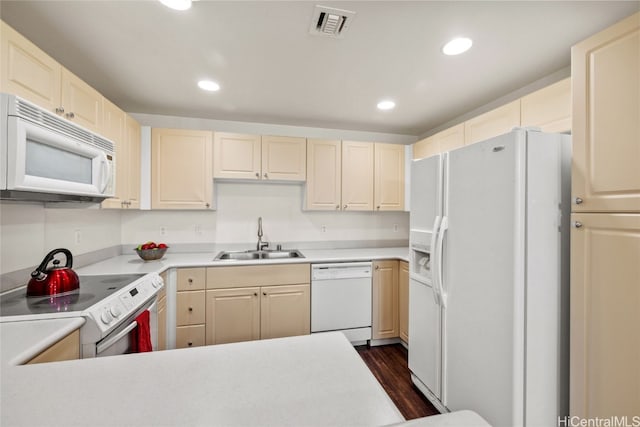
[408,128,571,426]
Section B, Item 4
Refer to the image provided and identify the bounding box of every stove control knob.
[151,279,160,289]
[110,305,122,318]
[101,310,113,325]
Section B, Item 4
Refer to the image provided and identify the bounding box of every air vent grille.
[15,99,114,153]
[309,5,355,38]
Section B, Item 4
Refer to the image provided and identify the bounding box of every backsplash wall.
[121,182,409,248]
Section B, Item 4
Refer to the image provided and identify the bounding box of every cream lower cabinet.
[151,128,213,210]
[205,264,311,346]
[372,260,399,340]
[398,261,409,343]
[213,133,306,181]
[175,268,206,349]
[157,271,168,351]
[26,330,80,364]
[570,213,640,417]
[571,12,640,213]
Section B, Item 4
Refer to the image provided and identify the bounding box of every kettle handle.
[32,248,73,277]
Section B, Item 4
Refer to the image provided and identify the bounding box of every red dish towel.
[132,310,153,353]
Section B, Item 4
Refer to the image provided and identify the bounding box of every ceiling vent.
[309,5,355,39]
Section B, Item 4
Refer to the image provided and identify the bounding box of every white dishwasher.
[311,262,372,344]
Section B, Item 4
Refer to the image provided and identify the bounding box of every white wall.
[0,202,121,274]
[121,182,409,247]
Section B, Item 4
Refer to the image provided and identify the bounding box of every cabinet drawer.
[176,290,205,326]
[206,264,310,289]
[177,268,206,291]
[176,325,205,349]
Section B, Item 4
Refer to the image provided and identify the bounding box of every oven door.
[92,298,157,358]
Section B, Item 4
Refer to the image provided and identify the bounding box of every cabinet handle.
[336,204,340,210]
[254,292,258,297]
[343,205,347,210]
[263,292,267,296]
[55,107,65,114]
[188,307,193,312]
[188,278,193,284]
[205,203,210,208]
[188,342,193,347]
[263,173,268,179]
[375,265,379,270]
[574,221,583,229]
[65,112,75,119]
[255,172,260,178]
[376,205,381,210]
[574,197,583,205]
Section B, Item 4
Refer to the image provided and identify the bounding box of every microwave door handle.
[98,154,110,193]
[96,320,137,355]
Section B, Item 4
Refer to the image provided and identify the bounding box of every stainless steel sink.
[214,249,305,261]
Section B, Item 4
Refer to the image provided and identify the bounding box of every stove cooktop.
[0,274,146,319]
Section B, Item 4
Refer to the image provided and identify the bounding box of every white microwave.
[0,93,115,202]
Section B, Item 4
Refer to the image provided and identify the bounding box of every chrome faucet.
[257,217,268,251]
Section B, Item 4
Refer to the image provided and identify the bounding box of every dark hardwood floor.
[356,343,440,420]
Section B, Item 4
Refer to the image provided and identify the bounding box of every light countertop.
[1,332,405,426]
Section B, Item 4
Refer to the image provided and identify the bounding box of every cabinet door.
[101,98,127,209]
[27,330,79,364]
[60,68,103,133]
[176,325,205,349]
[261,136,306,181]
[213,132,261,179]
[125,115,141,209]
[570,213,640,417]
[176,290,205,326]
[372,260,399,340]
[413,136,437,160]
[374,143,405,211]
[206,288,260,345]
[157,289,167,351]
[342,141,374,211]
[464,100,520,146]
[151,128,213,209]
[306,139,342,210]
[398,261,409,343]
[435,123,465,152]
[260,284,310,340]
[521,78,571,133]
[0,21,61,113]
[572,12,640,212]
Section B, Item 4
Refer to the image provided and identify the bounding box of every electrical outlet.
[74,229,81,245]
[195,224,202,235]
[321,225,327,233]
[160,226,166,236]
[393,224,399,232]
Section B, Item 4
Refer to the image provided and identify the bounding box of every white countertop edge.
[3,317,85,366]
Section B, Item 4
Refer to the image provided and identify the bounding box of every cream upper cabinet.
[572,12,640,212]
[124,116,142,209]
[570,213,640,418]
[305,139,342,210]
[213,133,306,181]
[261,136,306,181]
[213,132,261,179]
[342,141,374,211]
[464,100,521,146]
[374,143,405,211]
[521,78,571,133]
[1,20,110,135]
[372,260,399,340]
[101,99,127,209]
[413,124,465,160]
[60,68,103,133]
[399,260,409,344]
[151,128,213,210]
[0,20,61,112]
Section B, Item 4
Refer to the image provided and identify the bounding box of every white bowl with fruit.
[134,241,169,261]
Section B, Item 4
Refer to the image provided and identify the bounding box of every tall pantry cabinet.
[570,12,640,418]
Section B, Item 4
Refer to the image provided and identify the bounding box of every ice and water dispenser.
[410,229,433,284]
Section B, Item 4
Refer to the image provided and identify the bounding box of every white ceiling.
[1,1,638,136]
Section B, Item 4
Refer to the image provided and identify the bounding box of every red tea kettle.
[27,248,80,297]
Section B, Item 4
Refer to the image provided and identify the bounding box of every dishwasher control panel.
[311,262,372,280]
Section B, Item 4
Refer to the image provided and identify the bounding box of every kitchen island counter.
[76,246,409,276]
[1,332,405,426]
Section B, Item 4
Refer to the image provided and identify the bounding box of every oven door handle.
[96,320,138,355]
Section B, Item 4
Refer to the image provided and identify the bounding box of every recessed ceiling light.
[442,37,473,56]
[159,0,192,11]
[377,100,396,111]
[198,80,220,92]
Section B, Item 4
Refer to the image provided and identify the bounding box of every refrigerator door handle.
[430,216,442,305]
[435,216,449,307]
